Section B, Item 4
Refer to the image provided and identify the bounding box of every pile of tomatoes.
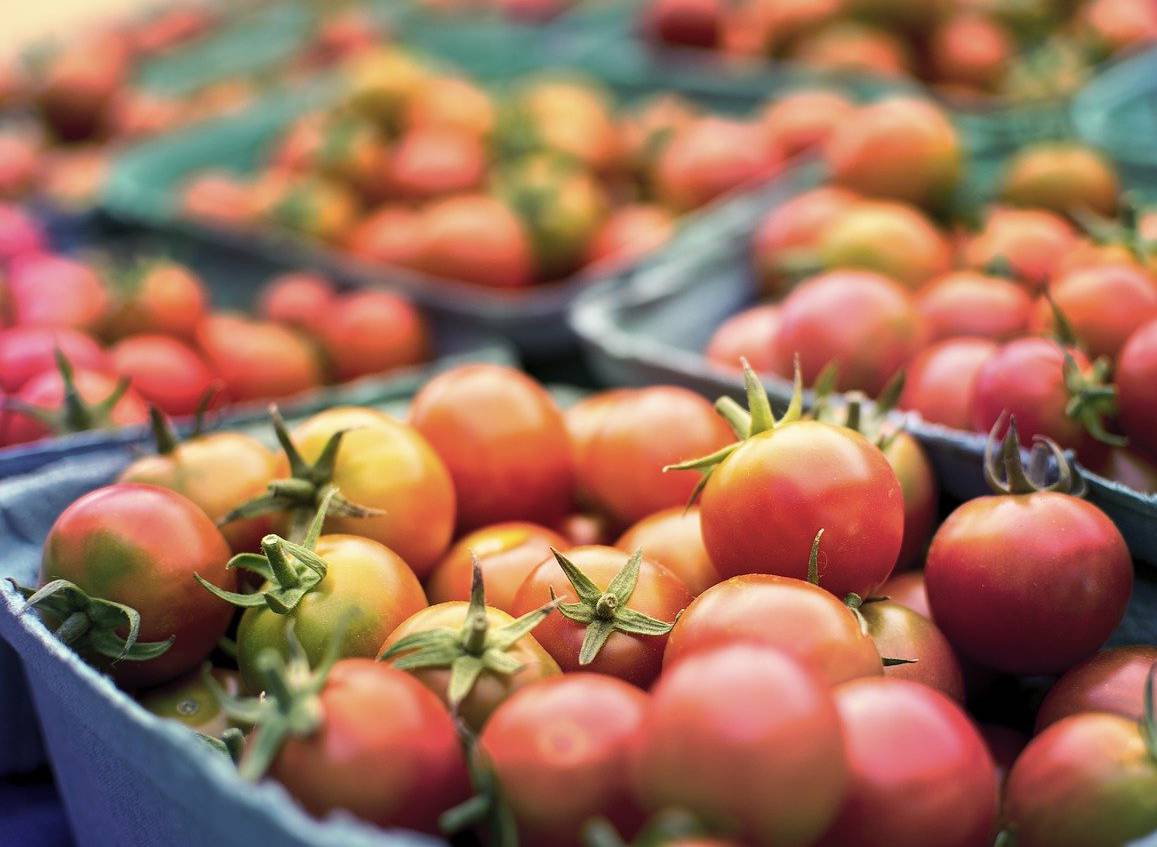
[706,123,1157,493]
[644,0,1157,103]
[414,0,584,23]
[18,358,1157,847]
[0,204,429,449]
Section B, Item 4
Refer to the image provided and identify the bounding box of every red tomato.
[416,194,535,288]
[980,724,1028,786]
[40,484,234,687]
[665,572,882,684]
[101,261,208,341]
[409,364,574,531]
[644,0,724,47]
[631,643,848,847]
[1083,0,1157,51]
[886,432,938,569]
[5,253,108,332]
[1000,143,1119,219]
[585,204,674,268]
[389,129,486,200]
[878,569,931,619]
[917,270,1032,342]
[929,14,1012,91]
[819,200,953,290]
[898,337,997,430]
[479,674,648,847]
[257,272,336,337]
[270,659,470,833]
[110,335,216,418]
[576,386,734,528]
[511,546,691,687]
[790,21,912,78]
[772,270,925,395]
[404,75,495,142]
[751,186,860,295]
[1117,318,1157,458]
[0,133,42,199]
[857,600,965,701]
[5,367,148,446]
[818,678,999,847]
[615,506,719,595]
[962,208,1078,292]
[180,171,256,227]
[195,313,323,403]
[0,326,109,393]
[704,304,781,373]
[0,202,47,262]
[1093,447,1157,492]
[344,205,425,269]
[759,89,855,158]
[426,521,569,612]
[317,290,429,382]
[1035,646,1157,732]
[827,97,961,210]
[654,117,781,212]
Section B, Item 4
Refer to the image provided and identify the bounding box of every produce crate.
[570,163,1157,567]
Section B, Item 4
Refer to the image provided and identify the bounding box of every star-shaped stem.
[4,349,133,436]
[982,413,1083,496]
[1063,352,1126,448]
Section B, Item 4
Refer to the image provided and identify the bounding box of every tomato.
[37,484,234,688]
[5,365,148,446]
[817,678,998,847]
[512,79,620,174]
[511,546,690,686]
[427,521,569,612]
[644,0,724,47]
[5,253,108,332]
[819,200,953,289]
[138,668,240,737]
[109,334,216,418]
[924,425,1132,675]
[416,194,535,288]
[619,94,698,174]
[615,507,719,595]
[855,599,965,702]
[1083,0,1157,52]
[962,208,1078,292]
[899,337,997,430]
[929,14,1012,91]
[195,313,323,403]
[631,643,848,847]
[346,48,430,128]
[1028,263,1157,359]
[704,304,781,373]
[0,326,109,393]
[772,270,925,395]
[101,260,207,342]
[790,21,913,78]
[0,202,46,262]
[654,117,780,212]
[343,205,424,268]
[35,35,128,142]
[180,171,256,227]
[1000,143,1119,218]
[751,186,860,296]
[1117,318,1157,458]
[409,364,574,531]
[0,133,41,199]
[478,674,648,847]
[576,386,733,528]
[1002,711,1157,847]
[566,390,633,488]
[302,9,380,67]
[389,129,486,200]
[885,431,939,569]
[257,272,336,337]
[827,97,961,210]
[878,569,931,619]
[759,89,855,159]
[317,290,429,382]
[404,75,495,141]
[1093,447,1157,492]
[265,176,360,245]
[269,659,470,832]
[293,115,393,201]
[585,203,674,269]
[1036,646,1157,732]
[917,270,1033,343]
[980,724,1028,786]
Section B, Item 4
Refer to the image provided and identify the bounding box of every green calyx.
[196,488,334,614]
[1063,351,1126,448]
[810,365,906,451]
[220,406,380,543]
[12,577,173,665]
[148,388,222,455]
[550,548,676,666]
[198,727,246,766]
[379,560,555,713]
[983,412,1083,496]
[1073,197,1156,264]
[5,349,132,436]
[440,745,519,847]
[664,356,805,505]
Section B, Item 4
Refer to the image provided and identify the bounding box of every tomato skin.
[181,171,256,227]
[790,21,913,78]
[929,14,1012,90]
[916,270,1032,343]
[416,194,535,288]
[5,253,108,332]
[645,0,724,48]
[286,407,456,577]
[409,364,574,532]
[704,304,781,373]
[110,334,217,418]
[632,643,848,847]
[759,90,855,159]
[0,202,46,262]
[478,674,649,847]
[5,368,149,446]
[665,572,882,684]
[1035,646,1157,732]
[0,326,110,393]
[1093,447,1157,493]
[577,386,733,529]
[1002,713,1157,847]
[772,270,925,396]
[516,80,620,175]
[615,507,719,595]
[317,290,429,382]
[859,600,964,701]
[886,432,938,569]
[257,272,336,337]
[41,484,234,688]
[817,678,998,847]
[962,208,1078,292]
[924,493,1132,675]
[899,337,997,430]
[270,659,470,833]
[426,521,569,613]
[654,117,780,212]
[1113,318,1157,458]
[389,128,486,200]
[878,570,931,619]
[404,75,495,141]
[138,668,240,737]
[102,262,208,341]
[585,203,674,269]
[344,206,425,269]
[1000,143,1119,219]
[700,420,904,599]
[195,314,323,403]
[511,546,691,687]
[380,602,559,729]
[819,200,953,290]
[751,186,860,296]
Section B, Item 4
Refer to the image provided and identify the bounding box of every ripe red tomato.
[631,643,849,847]
[270,659,470,833]
[40,484,234,687]
[615,506,719,595]
[817,678,999,847]
[654,117,780,212]
[389,128,487,200]
[180,171,256,227]
[585,204,674,268]
[344,205,425,269]
[5,366,149,446]
[1112,318,1157,458]
[856,600,965,702]
[819,200,953,290]
[1000,143,1119,219]
[885,431,938,569]
[511,545,691,687]
[751,186,860,296]
[195,313,323,403]
[35,35,128,141]
[898,337,997,430]
[878,569,931,619]
[426,521,569,612]
[0,133,41,199]
[1035,646,1157,732]
[704,304,781,373]
[479,674,649,847]
[644,0,724,47]
[553,511,613,547]
[916,270,1032,343]
[404,75,495,141]
[929,14,1012,91]
[790,21,913,79]
[257,272,336,336]
[1093,447,1157,492]
[5,253,108,332]
[0,202,47,262]
[772,270,925,395]
[416,194,535,287]
[317,290,429,382]
[109,334,217,418]
[759,89,855,159]
[101,261,208,341]
[665,572,882,684]
[962,208,1078,292]
[0,326,109,393]
[575,386,734,528]
[409,364,574,532]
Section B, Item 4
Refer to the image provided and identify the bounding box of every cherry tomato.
[195,313,323,404]
[929,14,1012,91]
[790,21,913,78]
[704,304,781,373]
[1093,447,1157,493]
[1000,143,1119,218]
[0,326,109,393]
[751,186,860,296]
[1082,0,1157,51]
[759,89,855,159]
[317,289,429,382]
[1117,318,1157,458]
[257,272,336,337]
[898,337,997,430]
[631,643,849,847]
[181,171,256,227]
[857,600,965,701]
[416,194,535,288]
[409,364,574,532]
[916,270,1032,343]
[885,430,938,569]
[585,204,674,269]
[346,48,430,127]
[819,200,953,289]
[109,334,216,418]
[1036,646,1157,732]
[980,724,1028,786]
[5,253,108,332]
[0,133,41,199]
[426,521,569,612]
[138,668,240,737]
[265,176,360,245]
[0,202,46,262]
[644,0,724,48]
[404,75,495,141]
[879,569,931,619]
[478,673,648,847]
[5,366,148,446]
[962,208,1078,292]
[654,117,781,212]
[344,205,425,269]
[512,79,620,174]
[389,128,487,200]
[101,260,208,341]
[615,506,719,595]
[817,678,999,847]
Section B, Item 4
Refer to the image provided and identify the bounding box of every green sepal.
[3,349,132,437]
[440,742,519,847]
[882,656,918,667]
[198,727,246,766]
[982,413,1082,497]
[1063,353,1127,448]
